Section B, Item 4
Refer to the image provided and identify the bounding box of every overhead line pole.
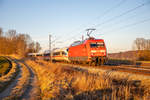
[49,34,52,62]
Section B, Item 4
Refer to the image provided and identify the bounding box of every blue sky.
[0,0,150,53]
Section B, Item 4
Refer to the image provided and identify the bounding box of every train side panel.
[52,48,69,62]
[68,43,88,62]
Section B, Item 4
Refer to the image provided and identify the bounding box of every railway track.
[101,65,150,76]
[48,61,150,76]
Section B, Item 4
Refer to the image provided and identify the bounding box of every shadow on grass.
[74,88,112,100]
[49,79,148,100]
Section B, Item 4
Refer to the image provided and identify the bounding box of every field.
[0,57,150,100]
[0,56,12,76]
[26,59,150,100]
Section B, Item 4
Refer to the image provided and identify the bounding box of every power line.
[59,0,127,42]
[93,0,127,22]
[64,0,150,43]
[99,17,150,34]
[67,1,150,42]
[58,0,150,47]
[95,9,149,32]
[94,1,150,28]
[66,0,148,41]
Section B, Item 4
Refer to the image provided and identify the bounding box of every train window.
[90,42,104,48]
[44,53,50,56]
[37,54,42,56]
[62,51,67,55]
[97,42,104,47]
[71,41,82,46]
[53,52,60,56]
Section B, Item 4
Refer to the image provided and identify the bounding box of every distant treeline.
[0,28,41,57]
[133,38,150,61]
[107,38,150,61]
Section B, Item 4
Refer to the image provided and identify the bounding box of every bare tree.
[28,42,35,53]
[0,28,42,56]
[7,30,16,40]
[35,42,41,53]
[134,38,150,50]
[134,38,150,60]
[0,28,2,37]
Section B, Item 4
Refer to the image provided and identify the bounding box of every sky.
[0,0,150,53]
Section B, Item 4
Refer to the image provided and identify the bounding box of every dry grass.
[26,59,150,100]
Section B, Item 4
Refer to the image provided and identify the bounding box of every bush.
[138,50,150,61]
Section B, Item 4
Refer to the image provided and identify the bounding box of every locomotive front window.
[62,51,67,56]
[90,42,104,48]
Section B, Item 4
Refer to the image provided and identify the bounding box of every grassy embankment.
[0,56,12,76]
[26,59,150,100]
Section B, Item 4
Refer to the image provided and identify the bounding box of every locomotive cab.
[87,39,107,65]
[68,29,107,66]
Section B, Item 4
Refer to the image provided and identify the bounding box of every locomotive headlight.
[91,50,96,53]
[100,50,105,53]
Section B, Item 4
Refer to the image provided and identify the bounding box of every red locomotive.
[68,37,107,65]
[68,29,107,65]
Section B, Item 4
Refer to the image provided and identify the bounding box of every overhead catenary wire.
[98,17,150,34]
[59,0,127,42]
[94,1,150,28]
[92,0,127,24]
[95,9,149,33]
[56,0,150,48]
[63,0,150,44]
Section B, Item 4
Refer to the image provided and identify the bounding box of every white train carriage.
[52,48,69,62]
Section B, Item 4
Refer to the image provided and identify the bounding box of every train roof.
[52,47,68,53]
[27,52,43,56]
[70,37,104,47]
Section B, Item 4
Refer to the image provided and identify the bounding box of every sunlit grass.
[26,59,150,100]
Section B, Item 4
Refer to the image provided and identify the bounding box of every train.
[28,35,107,65]
[68,37,107,65]
[27,53,44,60]
[49,37,107,65]
[51,47,69,62]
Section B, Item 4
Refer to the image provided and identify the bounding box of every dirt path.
[20,61,41,100]
[0,58,41,100]
[0,60,21,98]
